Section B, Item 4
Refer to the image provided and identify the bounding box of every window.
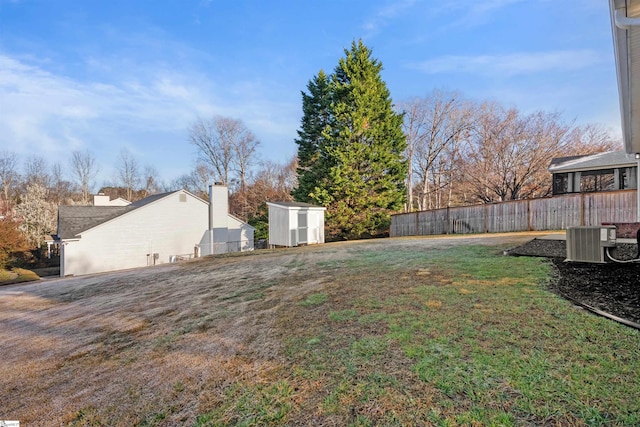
[621,169,628,189]
[580,169,615,192]
[552,173,569,195]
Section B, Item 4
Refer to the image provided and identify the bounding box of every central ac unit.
[566,226,617,263]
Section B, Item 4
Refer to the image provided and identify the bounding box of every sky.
[0,0,622,187]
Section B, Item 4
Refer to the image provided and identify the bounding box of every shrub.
[0,218,30,268]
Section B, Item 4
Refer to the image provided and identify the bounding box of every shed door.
[298,212,308,244]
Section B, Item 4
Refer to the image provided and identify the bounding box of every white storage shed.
[266,201,326,247]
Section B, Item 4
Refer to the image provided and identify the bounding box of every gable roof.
[58,206,131,239]
[57,190,196,239]
[129,191,176,208]
[548,151,638,173]
[266,201,326,210]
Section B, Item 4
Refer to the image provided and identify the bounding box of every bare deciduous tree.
[169,162,216,200]
[461,105,574,202]
[189,116,234,186]
[141,165,160,198]
[188,116,260,190]
[232,126,260,193]
[0,151,19,214]
[50,162,75,205]
[564,123,620,155]
[23,156,50,189]
[400,91,474,211]
[398,98,427,211]
[70,150,99,204]
[116,148,141,201]
[230,157,297,221]
[229,157,298,237]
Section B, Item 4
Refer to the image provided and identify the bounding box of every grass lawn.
[1,235,638,426]
[0,267,40,285]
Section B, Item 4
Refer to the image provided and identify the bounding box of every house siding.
[199,215,255,254]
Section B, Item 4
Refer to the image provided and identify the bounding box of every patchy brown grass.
[0,268,40,285]
[1,232,638,426]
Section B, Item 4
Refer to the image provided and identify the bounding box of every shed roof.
[266,201,326,210]
[548,151,638,173]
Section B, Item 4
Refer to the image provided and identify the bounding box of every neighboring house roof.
[58,190,193,240]
[58,206,131,239]
[110,197,131,206]
[548,151,638,173]
[129,191,175,208]
[267,201,326,209]
[228,213,256,229]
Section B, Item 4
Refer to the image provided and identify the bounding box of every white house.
[609,0,640,220]
[57,185,254,276]
[93,194,131,206]
[266,201,326,247]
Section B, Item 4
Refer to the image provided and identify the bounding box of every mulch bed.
[509,239,640,326]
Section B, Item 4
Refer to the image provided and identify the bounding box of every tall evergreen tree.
[293,40,407,239]
[292,70,332,203]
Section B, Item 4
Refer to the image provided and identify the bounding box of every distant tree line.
[398,91,617,212]
[0,40,621,264]
[0,131,296,264]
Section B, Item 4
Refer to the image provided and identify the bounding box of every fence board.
[390,190,638,237]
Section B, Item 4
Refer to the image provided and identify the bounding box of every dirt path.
[0,232,545,425]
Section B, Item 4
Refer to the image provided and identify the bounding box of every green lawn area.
[197,244,640,426]
[3,238,638,426]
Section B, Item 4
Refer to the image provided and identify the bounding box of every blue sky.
[0,0,621,186]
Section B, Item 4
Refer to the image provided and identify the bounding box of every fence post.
[415,211,419,236]
[446,206,450,234]
[484,204,489,233]
[527,199,532,231]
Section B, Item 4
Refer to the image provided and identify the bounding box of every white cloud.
[437,0,530,28]
[362,0,418,36]
[0,53,300,180]
[0,54,221,177]
[411,49,606,77]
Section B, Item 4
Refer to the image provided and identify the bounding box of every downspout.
[208,185,214,253]
[614,9,640,29]
[637,156,640,222]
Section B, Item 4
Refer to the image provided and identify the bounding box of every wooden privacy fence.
[390,190,638,237]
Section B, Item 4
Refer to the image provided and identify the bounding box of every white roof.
[266,201,326,210]
[549,151,638,173]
